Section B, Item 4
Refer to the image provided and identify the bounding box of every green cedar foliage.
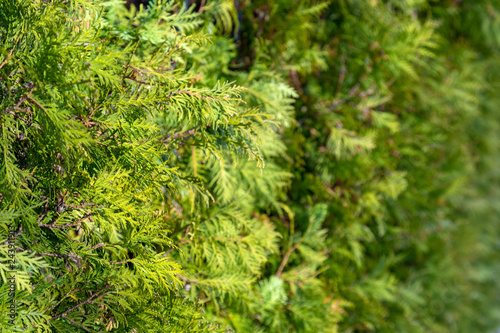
[1,0,500,332]
[208,0,500,332]
[0,0,260,331]
[177,0,500,332]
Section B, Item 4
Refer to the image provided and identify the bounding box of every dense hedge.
[1,0,499,332]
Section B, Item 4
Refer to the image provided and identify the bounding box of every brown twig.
[165,225,191,255]
[275,241,301,277]
[4,110,31,125]
[161,123,213,143]
[50,284,111,321]
[127,64,152,74]
[125,76,166,86]
[27,96,48,114]
[16,247,82,260]
[37,199,50,223]
[3,86,35,115]
[83,243,107,251]
[124,75,168,87]
[335,56,347,98]
[67,202,96,209]
[62,315,96,333]
[172,90,220,101]
[198,0,206,13]
[0,36,21,70]
[289,70,304,95]
[8,70,22,78]
[43,287,82,313]
[39,213,92,229]
[37,252,81,259]
[177,274,198,284]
